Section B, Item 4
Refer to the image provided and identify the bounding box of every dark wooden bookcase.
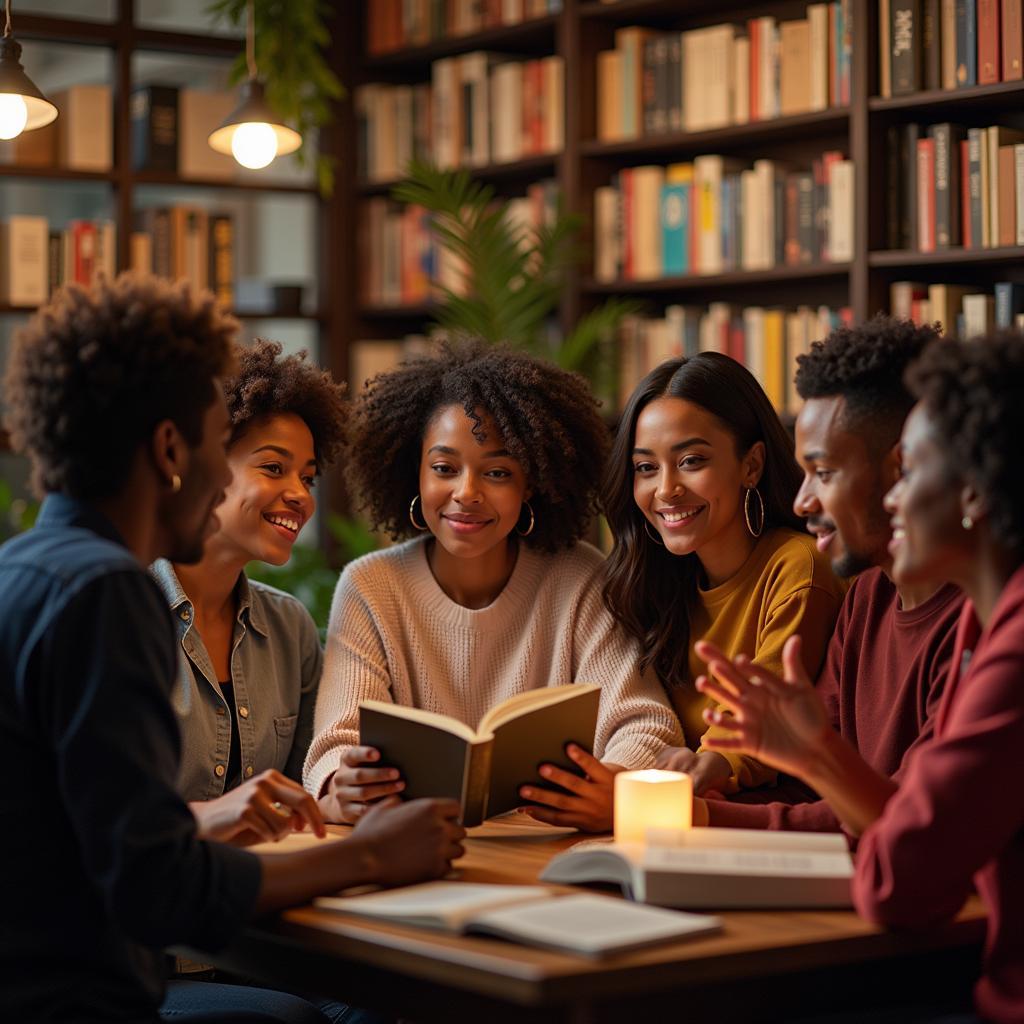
[336,0,1024,370]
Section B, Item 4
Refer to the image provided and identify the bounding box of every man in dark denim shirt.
[0,274,464,1022]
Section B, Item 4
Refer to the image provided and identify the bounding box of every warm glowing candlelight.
[614,769,693,844]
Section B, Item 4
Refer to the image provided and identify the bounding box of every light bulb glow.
[0,93,28,140]
[230,121,278,169]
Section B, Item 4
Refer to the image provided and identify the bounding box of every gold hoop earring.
[643,519,665,546]
[408,495,429,531]
[171,474,182,494]
[516,500,535,537]
[744,487,765,538]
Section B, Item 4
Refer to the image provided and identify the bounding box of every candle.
[614,769,693,845]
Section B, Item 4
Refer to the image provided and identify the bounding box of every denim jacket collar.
[150,559,270,638]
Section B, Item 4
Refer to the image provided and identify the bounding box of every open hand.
[520,744,622,832]
[191,769,325,845]
[694,636,832,780]
[319,746,405,824]
[352,797,466,886]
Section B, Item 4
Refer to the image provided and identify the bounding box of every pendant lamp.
[0,0,58,141]
[208,0,301,170]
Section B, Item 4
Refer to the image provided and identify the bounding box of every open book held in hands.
[541,828,854,909]
[315,882,721,957]
[359,683,600,827]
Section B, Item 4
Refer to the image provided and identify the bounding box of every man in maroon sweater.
[704,315,964,831]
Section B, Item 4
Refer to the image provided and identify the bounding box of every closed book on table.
[131,84,178,172]
[359,684,600,827]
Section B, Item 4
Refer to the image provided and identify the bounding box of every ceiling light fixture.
[208,0,301,170]
[0,0,58,141]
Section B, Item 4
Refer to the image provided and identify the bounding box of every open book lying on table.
[315,882,720,957]
[359,683,600,827]
[540,828,854,909]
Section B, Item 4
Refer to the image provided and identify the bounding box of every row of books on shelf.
[888,122,1024,251]
[0,84,111,172]
[880,0,1024,96]
[598,7,850,143]
[593,153,854,284]
[0,210,234,308]
[366,0,561,55]
[891,279,1024,335]
[357,53,563,182]
[618,305,853,415]
[359,180,558,306]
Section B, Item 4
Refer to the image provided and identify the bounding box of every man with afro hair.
[699,314,965,831]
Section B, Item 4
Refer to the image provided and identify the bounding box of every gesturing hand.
[319,746,405,824]
[694,635,833,780]
[191,769,325,845]
[352,797,466,886]
[520,744,622,832]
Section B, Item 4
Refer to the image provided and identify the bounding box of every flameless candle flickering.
[613,769,693,845]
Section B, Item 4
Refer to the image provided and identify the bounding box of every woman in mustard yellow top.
[601,352,844,796]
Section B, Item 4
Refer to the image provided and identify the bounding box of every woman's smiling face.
[632,397,762,558]
[418,404,530,560]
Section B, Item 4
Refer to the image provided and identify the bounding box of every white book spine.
[3,216,48,306]
[829,160,854,262]
[594,186,618,283]
[733,37,750,124]
[988,128,1000,250]
[809,5,829,111]
[544,56,564,153]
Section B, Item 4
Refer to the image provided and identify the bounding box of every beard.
[831,547,877,578]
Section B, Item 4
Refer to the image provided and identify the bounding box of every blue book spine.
[994,282,1024,327]
[956,1,978,87]
[661,182,689,276]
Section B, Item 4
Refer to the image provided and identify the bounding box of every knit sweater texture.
[304,537,684,798]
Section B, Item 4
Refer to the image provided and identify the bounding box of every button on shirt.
[0,495,261,1021]
[151,560,322,801]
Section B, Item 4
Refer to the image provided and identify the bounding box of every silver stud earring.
[962,515,974,531]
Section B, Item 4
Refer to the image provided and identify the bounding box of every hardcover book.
[359,684,600,827]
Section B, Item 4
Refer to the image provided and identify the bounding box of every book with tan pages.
[541,828,854,910]
[316,883,721,957]
[359,684,600,827]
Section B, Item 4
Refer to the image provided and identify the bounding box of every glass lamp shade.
[208,79,301,161]
[0,35,58,131]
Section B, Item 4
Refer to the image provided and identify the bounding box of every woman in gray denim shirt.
[153,339,347,845]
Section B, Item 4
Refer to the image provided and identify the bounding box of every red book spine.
[917,138,937,252]
[729,320,746,364]
[979,0,1003,83]
[1003,0,1024,80]
[960,139,973,248]
[621,168,634,280]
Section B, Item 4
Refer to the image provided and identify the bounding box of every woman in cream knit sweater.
[304,341,683,831]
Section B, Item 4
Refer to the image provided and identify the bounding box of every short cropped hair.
[3,273,236,500]
[224,339,347,468]
[794,315,941,452]
[345,339,609,552]
[908,330,1024,558]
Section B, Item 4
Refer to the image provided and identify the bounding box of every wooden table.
[198,819,987,1023]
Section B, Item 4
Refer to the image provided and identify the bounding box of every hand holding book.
[319,745,406,825]
[520,743,620,832]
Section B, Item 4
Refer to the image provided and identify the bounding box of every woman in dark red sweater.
[694,332,1024,1023]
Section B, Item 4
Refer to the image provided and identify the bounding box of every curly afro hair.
[224,339,347,468]
[908,330,1024,559]
[795,314,941,453]
[346,339,609,552]
[4,273,236,501]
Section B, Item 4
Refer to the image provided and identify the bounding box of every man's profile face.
[166,387,232,565]
[793,395,896,578]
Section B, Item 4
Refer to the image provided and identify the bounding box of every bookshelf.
[0,2,349,531]
[338,0,1024,396]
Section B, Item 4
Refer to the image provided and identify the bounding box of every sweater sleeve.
[707,795,841,832]
[284,605,323,784]
[854,616,1024,930]
[572,573,684,768]
[698,584,841,791]
[302,566,393,799]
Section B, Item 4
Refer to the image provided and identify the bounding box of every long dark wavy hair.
[601,353,804,690]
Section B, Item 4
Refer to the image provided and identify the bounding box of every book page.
[643,844,853,879]
[361,699,478,742]
[470,893,721,956]
[478,683,600,736]
[315,882,549,931]
[648,826,849,853]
